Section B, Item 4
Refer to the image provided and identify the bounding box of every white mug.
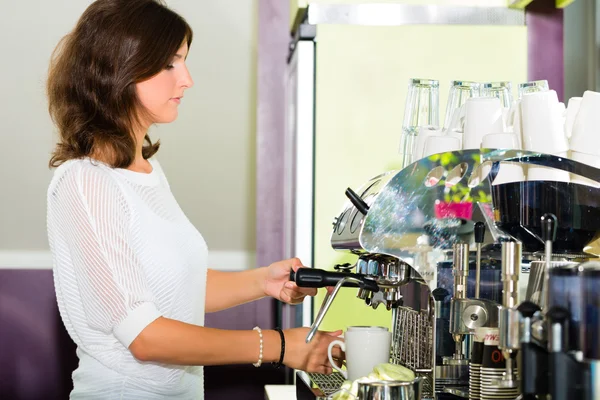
[422,135,461,158]
[508,100,524,149]
[463,97,504,150]
[564,96,582,140]
[570,91,600,155]
[520,90,568,154]
[412,126,443,164]
[327,326,391,381]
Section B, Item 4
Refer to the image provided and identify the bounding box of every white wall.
[0,1,258,269]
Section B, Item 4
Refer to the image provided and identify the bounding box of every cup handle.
[327,339,347,379]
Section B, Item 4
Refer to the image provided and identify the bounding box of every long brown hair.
[47,0,193,168]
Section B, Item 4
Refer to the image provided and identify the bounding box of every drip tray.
[307,372,346,396]
[296,371,345,400]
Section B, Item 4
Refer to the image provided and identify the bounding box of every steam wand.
[289,268,379,343]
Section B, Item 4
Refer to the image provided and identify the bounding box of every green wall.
[310,12,528,332]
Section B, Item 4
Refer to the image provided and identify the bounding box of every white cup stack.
[569,90,600,187]
[462,97,505,150]
[519,90,570,183]
[564,97,582,140]
[412,126,443,164]
[406,79,600,189]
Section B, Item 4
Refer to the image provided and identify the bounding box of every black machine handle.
[541,213,558,243]
[474,221,486,244]
[432,287,449,302]
[290,268,379,292]
[345,187,370,215]
[517,301,541,319]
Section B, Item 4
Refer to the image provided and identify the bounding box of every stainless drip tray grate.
[305,306,434,398]
[392,306,434,398]
[307,372,346,396]
[392,306,433,371]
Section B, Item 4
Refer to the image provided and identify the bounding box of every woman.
[46,0,342,398]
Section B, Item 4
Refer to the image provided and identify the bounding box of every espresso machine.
[293,149,600,400]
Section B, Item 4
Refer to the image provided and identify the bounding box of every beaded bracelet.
[252,326,263,367]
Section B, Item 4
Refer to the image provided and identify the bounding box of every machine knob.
[546,306,570,324]
[432,288,449,301]
[517,301,541,319]
[474,221,486,244]
[541,213,558,242]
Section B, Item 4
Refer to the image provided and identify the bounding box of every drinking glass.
[400,78,439,167]
[517,79,549,98]
[481,81,513,109]
[443,80,480,130]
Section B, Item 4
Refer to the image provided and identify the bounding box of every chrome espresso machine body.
[293,149,600,400]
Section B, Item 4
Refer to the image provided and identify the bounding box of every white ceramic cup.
[520,90,569,154]
[328,326,391,381]
[463,97,504,150]
[412,126,443,164]
[508,100,524,149]
[564,97,582,140]
[480,132,520,150]
[422,135,461,158]
[570,91,600,155]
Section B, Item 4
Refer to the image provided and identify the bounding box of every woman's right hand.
[282,327,344,374]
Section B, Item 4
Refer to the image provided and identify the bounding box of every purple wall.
[527,0,565,101]
[0,270,77,400]
[256,0,290,273]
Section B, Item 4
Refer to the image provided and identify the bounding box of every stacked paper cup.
[479,328,520,400]
[469,327,488,400]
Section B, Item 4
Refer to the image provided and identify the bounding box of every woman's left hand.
[262,258,317,304]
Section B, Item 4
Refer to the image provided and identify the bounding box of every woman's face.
[136,42,193,126]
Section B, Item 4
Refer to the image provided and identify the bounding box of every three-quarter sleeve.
[49,164,161,347]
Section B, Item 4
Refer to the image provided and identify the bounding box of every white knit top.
[47,157,208,399]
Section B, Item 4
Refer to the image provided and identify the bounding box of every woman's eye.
[165,64,174,70]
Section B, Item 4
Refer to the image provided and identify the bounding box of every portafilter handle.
[290,268,379,292]
[290,268,380,343]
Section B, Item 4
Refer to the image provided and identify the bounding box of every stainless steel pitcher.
[356,378,423,400]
